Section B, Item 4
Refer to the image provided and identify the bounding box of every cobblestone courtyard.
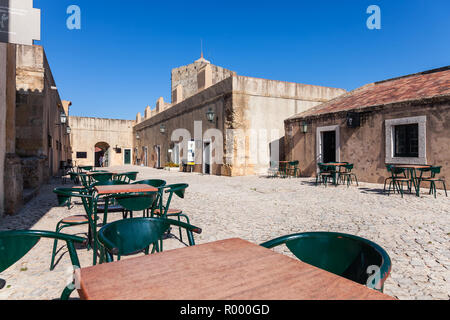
[0,166,449,300]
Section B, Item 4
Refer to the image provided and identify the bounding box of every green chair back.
[113,192,157,212]
[133,179,167,188]
[260,232,391,292]
[115,172,139,183]
[430,166,441,176]
[0,230,85,299]
[344,163,354,172]
[166,183,188,199]
[90,172,114,183]
[54,187,76,208]
[98,217,202,261]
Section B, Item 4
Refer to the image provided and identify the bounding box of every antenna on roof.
[200,38,203,59]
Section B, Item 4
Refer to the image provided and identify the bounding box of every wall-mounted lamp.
[57,111,67,126]
[60,111,67,124]
[136,133,140,140]
[66,126,71,134]
[301,121,308,134]
[206,108,215,123]
[160,124,166,134]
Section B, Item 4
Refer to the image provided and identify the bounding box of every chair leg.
[50,222,63,271]
[353,174,359,186]
[443,181,447,197]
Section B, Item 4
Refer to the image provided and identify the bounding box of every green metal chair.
[386,165,411,198]
[132,179,167,216]
[151,184,191,246]
[287,161,300,177]
[383,165,394,192]
[98,217,202,262]
[418,166,447,198]
[89,172,114,183]
[113,191,158,220]
[260,232,391,292]
[90,180,129,224]
[338,163,359,187]
[316,163,336,187]
[0,230,85,299]
[50,187,98,270]
[114,172,139,184]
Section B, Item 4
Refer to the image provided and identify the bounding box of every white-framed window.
[385,116,426,164]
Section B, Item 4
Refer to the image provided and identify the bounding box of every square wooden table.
[76,238,395,300]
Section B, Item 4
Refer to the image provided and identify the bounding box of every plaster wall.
[230,76,346,175]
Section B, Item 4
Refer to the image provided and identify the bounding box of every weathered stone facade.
[284,67,450,186]
[69,116,135,167]
[171,57,236,103]
[1,43,70,215]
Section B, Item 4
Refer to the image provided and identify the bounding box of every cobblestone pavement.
[0,166,449,300]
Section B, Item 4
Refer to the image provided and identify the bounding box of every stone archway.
[95,142,110,167]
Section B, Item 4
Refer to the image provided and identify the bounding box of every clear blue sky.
[34,0,450,120]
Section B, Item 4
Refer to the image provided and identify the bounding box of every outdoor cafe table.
[75,238,394,300]
[322,163,348,186]
[391,164,431,196]
[88,184,159,265]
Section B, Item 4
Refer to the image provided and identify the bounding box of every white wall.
[0,0,41,45]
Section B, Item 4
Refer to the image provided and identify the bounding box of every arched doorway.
[95,142,110,167]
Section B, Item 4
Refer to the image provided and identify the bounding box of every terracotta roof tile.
[288,66,450,120]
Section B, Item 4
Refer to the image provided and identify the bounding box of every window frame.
[385,116,426,165]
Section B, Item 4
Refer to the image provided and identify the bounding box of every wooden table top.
[322,163,348,166]
[76,238,395,300]
[94,184,157,195]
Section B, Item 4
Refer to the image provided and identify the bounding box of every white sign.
[187,141,195,165]
[0,0,41,45]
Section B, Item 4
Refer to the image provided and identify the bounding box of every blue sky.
[34,0,450,120]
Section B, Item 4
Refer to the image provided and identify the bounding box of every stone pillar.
[3,44,23,215]
[136,112,142,123]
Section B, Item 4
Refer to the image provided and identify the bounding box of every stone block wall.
[171,60,235,103]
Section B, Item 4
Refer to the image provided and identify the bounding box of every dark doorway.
[322,131,336,163]
[155,145,161,168]
[203,141,211,175]
[95,142,110,167]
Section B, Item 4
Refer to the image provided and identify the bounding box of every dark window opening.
[76,152,87,159]
[394,124,419,158]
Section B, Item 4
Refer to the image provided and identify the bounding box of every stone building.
[0,43,71,216]
[284,66,450,185]
[69,116,135,168]
[134,57,346,176]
